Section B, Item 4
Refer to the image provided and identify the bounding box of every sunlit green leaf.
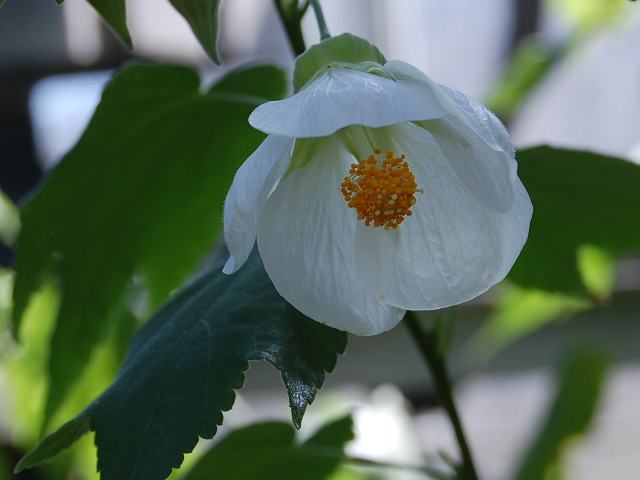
[473,285,588,353]
[1,282,59,446]
[0,269,12,332]
[511,147,640,295]
[515,348,610,480]
[12,63,286,427]
[546,0,628,32]
[182,415,354,480]
[0,190,19,247]
[169,0,221,63]
[16,250,347,479]
[576,245,615,300]
[487,39,560,120]
[2,274,137,479]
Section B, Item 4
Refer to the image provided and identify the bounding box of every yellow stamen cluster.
[340,148,423,229]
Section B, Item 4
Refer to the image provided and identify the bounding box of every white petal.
[386,60,517,211]
[223,135,294,274]
[249,67,446,138]
[353,124,532,310]
[256,135,405,335]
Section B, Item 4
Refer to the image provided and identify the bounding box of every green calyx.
[293,33,387,92]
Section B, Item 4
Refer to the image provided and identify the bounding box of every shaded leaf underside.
[12,63,286,426]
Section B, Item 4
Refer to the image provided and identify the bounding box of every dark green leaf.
[184,410,452,480]
[303,414,353,449]
[511,147,640,295]
[169,0,221,64]
[14,416,91,473]
[12,63,286,426]
[17,250,347,480]
[54,0,131,46]
[87,0,130,46]
[515,348,610,480]
[182,416,354,480]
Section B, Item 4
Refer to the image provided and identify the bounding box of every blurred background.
[1,0,639,479]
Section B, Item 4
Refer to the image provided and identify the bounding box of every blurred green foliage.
[182,416,355,480]
[510,147,640,296]
[1,267,138,479]
[168,0,222,63]
[481,147,640,352]
[476,285,588,352]
[489,0,631,119]
[515,348,610,480]
[16,248,346,479]
[12,63,286,429]
[546,0,629,33]
[487,39,559,119]
[0,191,18,246]
[182,414,452,480]
[50,0,223,62]
[0,276,95,480]
[483,0,637,353]
[1,1,639,479]
[76,0,131,46]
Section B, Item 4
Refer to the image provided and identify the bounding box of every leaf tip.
[207,46,221,65]
[115,28,133,49]
[289,399,308,430]
[13,459,27,474]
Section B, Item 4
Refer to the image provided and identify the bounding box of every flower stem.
[273,0,307,56]
[405,312,480,480]
[310,0,331,40]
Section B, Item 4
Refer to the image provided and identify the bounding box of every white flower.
[223,36,532,336]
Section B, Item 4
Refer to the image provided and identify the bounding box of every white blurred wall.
[512,16,640,157]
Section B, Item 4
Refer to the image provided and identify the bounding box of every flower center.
[340,148,423,229]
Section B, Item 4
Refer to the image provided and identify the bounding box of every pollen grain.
[340,149,423,229]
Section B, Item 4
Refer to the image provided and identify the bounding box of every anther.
[340,148,423,229]
[340,148,424,230]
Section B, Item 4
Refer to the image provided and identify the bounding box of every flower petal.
[386,60,517,211]
[223,135,294,274]
[353,124,532,310]
[249,67,446,138]
[257,135,406,335]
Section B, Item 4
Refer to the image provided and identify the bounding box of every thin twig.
[309,0,331,40]
[405,312,480,480]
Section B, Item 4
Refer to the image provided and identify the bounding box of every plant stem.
[273,0,307,56]
[405,312,480,480]
[309,0,331,40]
